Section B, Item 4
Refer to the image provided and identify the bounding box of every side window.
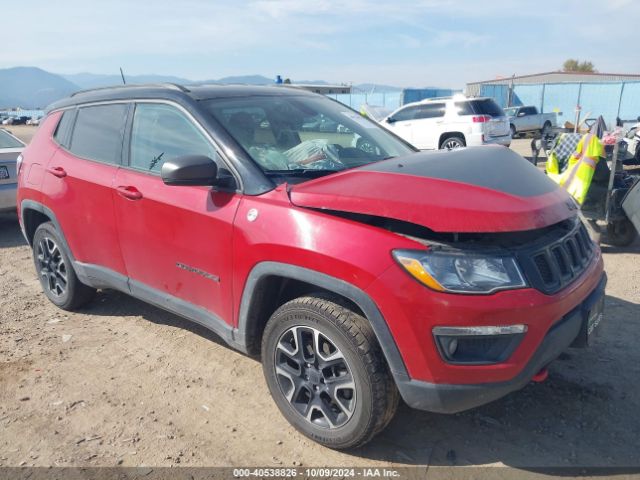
[390,106,419,122]
[69,104,128,164]
[414,103,446,119]
[455,102,475,116]
[129,103,217,173]
[53,110,75,148]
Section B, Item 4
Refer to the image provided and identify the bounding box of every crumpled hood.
[289,146,577,233]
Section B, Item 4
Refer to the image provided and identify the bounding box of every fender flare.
[234,261,410,382]
[20,200,76,262]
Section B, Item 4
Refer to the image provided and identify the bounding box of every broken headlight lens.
[392,249,527,294]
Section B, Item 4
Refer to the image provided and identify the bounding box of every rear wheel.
[440,136,465,150]
[32,222,96,310]
[261,295,399,449]
[605,218,638,247]
[541,121,552,137]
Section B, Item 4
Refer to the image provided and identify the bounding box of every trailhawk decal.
[176,262,220,282]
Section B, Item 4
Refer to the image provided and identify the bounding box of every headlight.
[392,249,527,294]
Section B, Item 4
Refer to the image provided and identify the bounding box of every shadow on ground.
[0,213,26,248]
[2,211,639,472]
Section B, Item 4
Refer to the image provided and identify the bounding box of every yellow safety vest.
[546,134,567,175]
[550,133,604,204]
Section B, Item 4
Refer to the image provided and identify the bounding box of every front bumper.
[395,273,607,413]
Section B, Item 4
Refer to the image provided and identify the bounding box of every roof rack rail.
[420,95,453,101]
[70,83,190,97]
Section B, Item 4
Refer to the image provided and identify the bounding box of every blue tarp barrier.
[480,81,640,128]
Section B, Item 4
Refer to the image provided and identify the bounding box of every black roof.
[46,83,317,113]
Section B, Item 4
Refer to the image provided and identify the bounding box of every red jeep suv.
[17,84,606,449]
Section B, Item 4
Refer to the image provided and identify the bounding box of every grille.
[518,222,595,295]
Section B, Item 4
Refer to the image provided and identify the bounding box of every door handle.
[46,166,67,178]
[116,185,143,200]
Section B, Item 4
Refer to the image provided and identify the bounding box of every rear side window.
[414,103,445,119]
[129,103,216,173]
[468,99,504,117]
[69,104,128,164]
[455,102,476,116]
[53,110,75,148]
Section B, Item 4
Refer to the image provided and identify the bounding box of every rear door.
[41,104,128,277]
[112,102,240,325]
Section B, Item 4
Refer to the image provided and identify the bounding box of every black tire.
[510,124,517,138]
[440,135,466,150]
[261,295,399,449]
[605,219,638,247]
[32,222,96,310]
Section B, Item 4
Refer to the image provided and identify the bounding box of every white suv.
[381,96,511,150]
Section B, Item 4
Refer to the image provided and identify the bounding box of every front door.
[410,103,446,150]
[384,105,419,146]
[112,102,241,325]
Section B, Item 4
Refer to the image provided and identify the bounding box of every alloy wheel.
[443,139,463,150]
[36,236,67,297]
[274,326,356,429]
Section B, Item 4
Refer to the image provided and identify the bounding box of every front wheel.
[261,295,399,449]
[605,218,638,247]
[32,222,96,310]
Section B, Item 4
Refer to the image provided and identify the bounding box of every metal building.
[465,71,640,127]
[466,71,640,97]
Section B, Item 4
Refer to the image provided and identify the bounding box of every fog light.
[447,338,458,356]
[433,325,527,365]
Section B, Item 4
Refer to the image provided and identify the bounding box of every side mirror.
[161,155,218,186]
[386,117,396,124]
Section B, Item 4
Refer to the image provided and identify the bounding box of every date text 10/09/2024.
[233,468,402,478]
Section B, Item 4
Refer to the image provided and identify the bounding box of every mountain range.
[0,67,403,109]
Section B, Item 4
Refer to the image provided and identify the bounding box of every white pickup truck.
[504,105,556,137]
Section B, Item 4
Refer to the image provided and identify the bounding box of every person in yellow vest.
[547,133,605,204]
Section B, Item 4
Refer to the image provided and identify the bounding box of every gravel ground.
[1,130,639,471]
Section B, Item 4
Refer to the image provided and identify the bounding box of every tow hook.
[532,367,549,383]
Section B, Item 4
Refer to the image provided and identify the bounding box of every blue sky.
[2,0,639,87]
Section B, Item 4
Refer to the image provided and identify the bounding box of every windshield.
[0,130,24,149]
[203,95,415,176]
[504,107,517,116]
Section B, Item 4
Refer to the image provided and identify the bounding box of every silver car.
[0,129,25,213]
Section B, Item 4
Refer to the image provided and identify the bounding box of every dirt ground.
[1,130,639,471]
